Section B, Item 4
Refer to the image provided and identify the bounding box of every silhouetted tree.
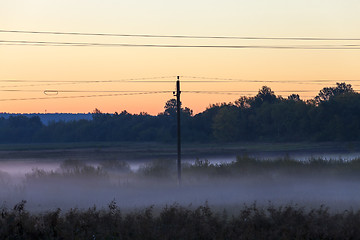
[163,99,177,116]
[315,82,354,103]
[92,108,105,122]
[235,96,252,109]
[212,105,240,142]
[251,86,278,108]
[162,98,193,117]
[1,83,359,143]
[288,94,301,102]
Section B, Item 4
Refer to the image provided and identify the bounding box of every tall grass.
[20,155,360,185]
[183,155,360,179]
[1,200,360,239]
[24,159,109,187]
[3,157,360,238]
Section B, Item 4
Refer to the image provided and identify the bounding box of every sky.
[0,0,359,114]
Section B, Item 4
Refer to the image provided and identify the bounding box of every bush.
[2,201,360,239]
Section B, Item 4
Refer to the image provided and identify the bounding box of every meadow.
[1,143,360,239]
[1,154,360,206]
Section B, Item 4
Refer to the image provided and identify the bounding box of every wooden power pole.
[175,76,182,185]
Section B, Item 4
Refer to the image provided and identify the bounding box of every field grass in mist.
[1,156,360,238]
[1,155,360,212]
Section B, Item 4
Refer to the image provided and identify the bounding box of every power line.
[0,76,177,88]
[0,82,175,89]
[184,90,360,95]
[2,89,359,96]
[1,29,360,41]
[182,76,360,83]
[1,40,360,49]
[1,76,358,100]
[0,76,175,83]
[184,90,327,93]
[0,89,173,93]
[1,77,359,85]
[1,79,358,89]
[212,92,317,99]
[0,89,325,93]
[0,91,169,102]
[0,82,101,88]
[0,79,335,84]
[2,89,359,101]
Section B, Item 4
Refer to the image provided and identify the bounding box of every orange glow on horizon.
[1,1,359,114]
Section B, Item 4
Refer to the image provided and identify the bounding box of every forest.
[1,82,359,143]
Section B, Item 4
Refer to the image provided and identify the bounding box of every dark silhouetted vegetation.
[1,82,360,143]
[2,200,360,239]
[183,155,360,180]
[2,157,360,239]
[19,156,360,183]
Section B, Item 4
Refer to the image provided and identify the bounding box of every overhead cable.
[181,76,360,83]
[0,91,169,102]
[1,40,360,49]
[1,77,359,89]
[0,89,173,93]
[1,29,360,41]
[0,89,324,93]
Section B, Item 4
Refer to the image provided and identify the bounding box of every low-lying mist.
[2,156,360,212]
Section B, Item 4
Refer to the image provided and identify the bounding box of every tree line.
[1,82,359,143]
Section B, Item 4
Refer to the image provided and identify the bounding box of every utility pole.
[174,76,182,185]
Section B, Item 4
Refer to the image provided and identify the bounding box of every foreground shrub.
[1,201,360,239]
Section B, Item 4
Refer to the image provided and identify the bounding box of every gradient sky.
[1,0,359,114]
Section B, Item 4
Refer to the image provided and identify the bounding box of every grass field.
[1,143,360,238]
[0,141,359,161]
